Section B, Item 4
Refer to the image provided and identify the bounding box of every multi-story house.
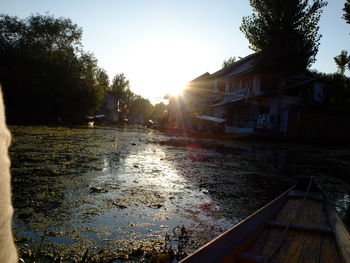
[209,54,326,135]
[166,54,326,137]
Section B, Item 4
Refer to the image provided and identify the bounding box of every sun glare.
[121,36,208,103]
[169,86,185,96]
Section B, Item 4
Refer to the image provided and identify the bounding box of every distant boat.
[180,177,350,263]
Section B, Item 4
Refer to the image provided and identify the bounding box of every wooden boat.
[180,177,350,263]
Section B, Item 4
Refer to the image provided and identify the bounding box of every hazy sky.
[1,0,349,103]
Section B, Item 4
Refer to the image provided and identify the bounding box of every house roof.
[184,72,213,95]
[210,54,256,78]
[196,115,226,123]
[189,72,211,83]
[210,95,245,107]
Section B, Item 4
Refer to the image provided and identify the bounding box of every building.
[167,54,328,137]
[208,54,326,135]
[100,91,127,123]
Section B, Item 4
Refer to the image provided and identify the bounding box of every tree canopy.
[111,73,130,96]
[343,0,350,24]
[222,56,237,69]
[0,14,108,123]
[240,0,327,75]
[334,50,350,75]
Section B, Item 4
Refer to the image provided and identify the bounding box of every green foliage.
[343,0,350,24]
[312,71,350,108]
[109,73,166,124]
[222,56,236,69]
[152,102,167,120]
[111,73,130,96]
[240,0,327,75]
[334,50,350,75]
[0,14,107,123]
[96,69,110,93]
[128,96,153,122]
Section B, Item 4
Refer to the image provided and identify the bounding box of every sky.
[1,0,350,104]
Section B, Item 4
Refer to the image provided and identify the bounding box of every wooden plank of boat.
[180,178,350,263]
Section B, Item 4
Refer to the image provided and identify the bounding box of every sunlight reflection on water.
[10,126,350,260]
[56,130,233,249]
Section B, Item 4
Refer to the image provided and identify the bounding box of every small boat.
[180,177,350,263]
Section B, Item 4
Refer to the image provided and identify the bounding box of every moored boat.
[180,177,350,263]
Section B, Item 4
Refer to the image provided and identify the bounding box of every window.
[242,78,252,91]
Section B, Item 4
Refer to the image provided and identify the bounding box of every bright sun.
[121,36,206,103]
[169,86,185,96]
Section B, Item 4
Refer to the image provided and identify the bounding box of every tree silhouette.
[96,69,110,92]
[240,0,327,132]
[240,0,327,74]
[111,73,130,97]
[334,50,350,75]
[222,56,237,69]
[344,0,350,24]
[0,14,107,123]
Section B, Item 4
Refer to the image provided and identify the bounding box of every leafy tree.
[240,0,327,74]
[312,71,350,108]
[222,56,236,69]
[344,0,350,24]
[334,50,350,74]
[152,102,167,119]
[0,14,107,123]
[240,0,327,132]
[129,96,153,123]
[0,14,82,53]
[111,73,130,96]
[96,69,110,92]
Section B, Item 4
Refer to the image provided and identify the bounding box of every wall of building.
[287,111,350,142]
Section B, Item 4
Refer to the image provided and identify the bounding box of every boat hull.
[180,179,350,263]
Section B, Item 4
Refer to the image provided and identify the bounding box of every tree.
[334,50,350,74]
[0,14,107,123]
[240,0,327,74]
[312,70,350,108]
[128,96,153,123]
[111,73,130,96]
[96,69,110,92]
[222,56,236,68]
[240,0,327,132]
[344,0,350,24]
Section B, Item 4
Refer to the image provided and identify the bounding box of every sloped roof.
[196,115,226,123]
[189,72,211,83]
[210,95,244,107]
[210,54,256,78]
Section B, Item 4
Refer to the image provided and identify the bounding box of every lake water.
[9,125,350,261]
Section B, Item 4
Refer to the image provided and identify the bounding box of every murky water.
[9,125,350,261]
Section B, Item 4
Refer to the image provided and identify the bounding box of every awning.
[210,96,244,107]
[195,115,226,123]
